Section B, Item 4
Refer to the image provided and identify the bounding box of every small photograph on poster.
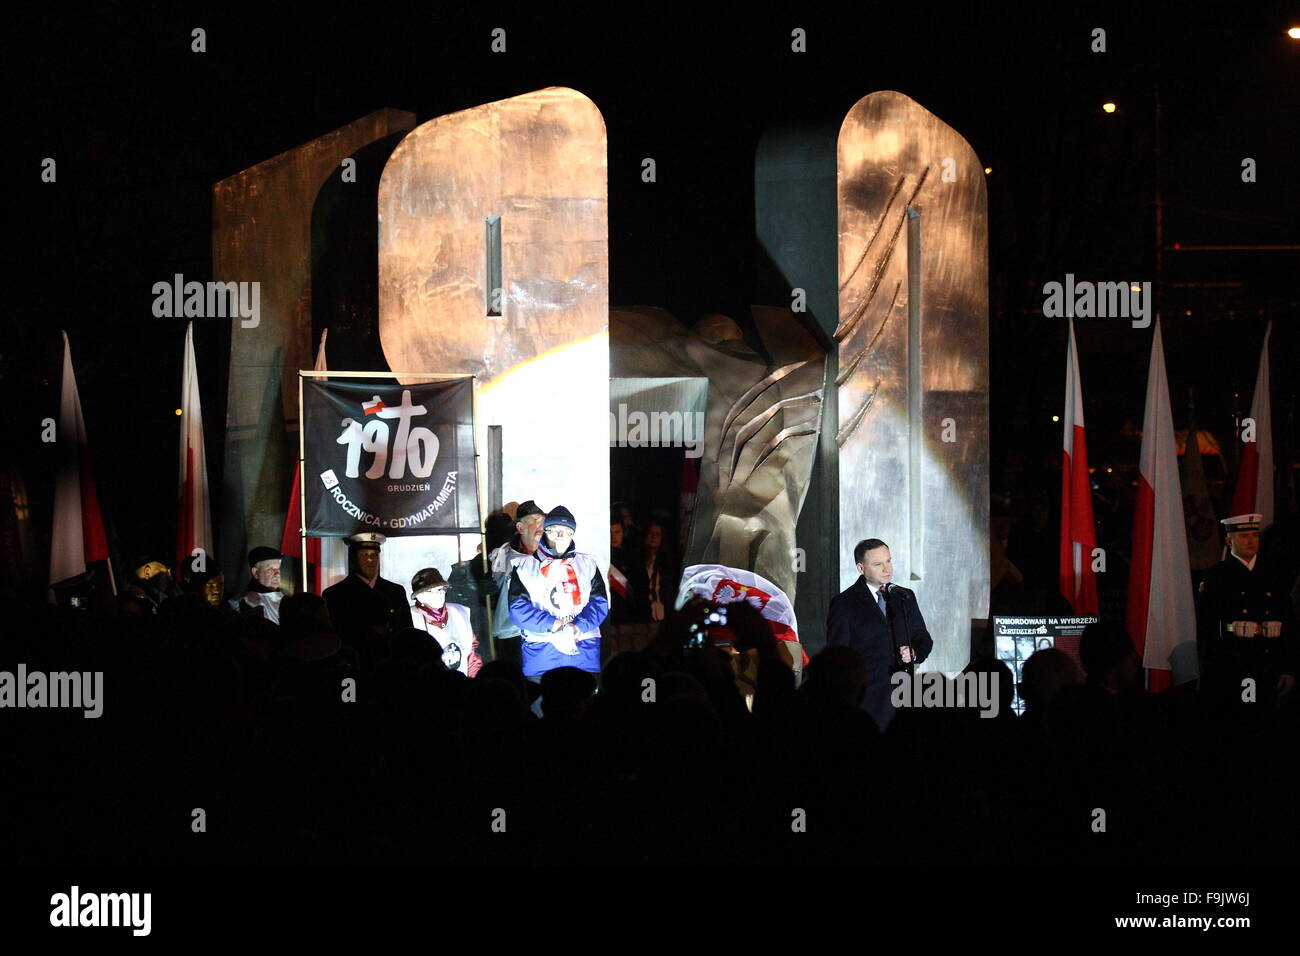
[992,616,1098,714]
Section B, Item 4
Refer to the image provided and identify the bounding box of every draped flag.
[48,332,110,596]
[1059,318,1099,614]
[1229,321,1273,533]
[177,322,213,574]
[676,563,807,666]
[1125,320,1196,690]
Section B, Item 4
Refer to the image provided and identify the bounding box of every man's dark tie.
[876,586,887,618]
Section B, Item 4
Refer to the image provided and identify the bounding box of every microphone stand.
[884,584,915,678]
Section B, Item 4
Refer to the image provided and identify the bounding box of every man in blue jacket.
[508,505,608,680]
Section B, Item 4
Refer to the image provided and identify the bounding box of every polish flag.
[1229,321,1273,532]
[1125,319,1196,691]
[177,322,214,574]
[676,564,808,666]
[608,563,629,600]
[1059,318,1099,614]
[48,332,110,596]
[281,331,347,592]
[362,396,386,415]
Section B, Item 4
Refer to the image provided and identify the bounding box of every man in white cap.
[1196,514,1296,705]
[507,505,608,680]
[323,532,410,660]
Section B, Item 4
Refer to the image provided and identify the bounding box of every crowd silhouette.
[6,565,1298,868]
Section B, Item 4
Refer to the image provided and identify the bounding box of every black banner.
[302,377,478,535]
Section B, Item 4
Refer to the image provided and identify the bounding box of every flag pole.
[298,370,308,595]
[471,374,495,661]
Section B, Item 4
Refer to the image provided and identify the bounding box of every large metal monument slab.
[215,108,417,580]
[837,91,990,675]
[378,88,609,570]
[609,306,825,601]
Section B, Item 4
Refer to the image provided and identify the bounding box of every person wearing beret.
[229,545,285,625]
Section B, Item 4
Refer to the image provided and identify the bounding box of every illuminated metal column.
[378,88,609,571]
[215,108,417,580]
[837,91,990,674]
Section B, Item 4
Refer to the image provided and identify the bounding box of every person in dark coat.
[607,512,648,625]
[322,532,409,666]
[826,537,933,731]
[1196,513,1296,707]
[119,553,178,619]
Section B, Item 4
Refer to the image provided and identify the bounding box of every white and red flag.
[1228,321,1273,532]
[1125,319,1196,691]
[281,331,347,591]
[48,331,110,595]
[676,563,807,666]
[608,563,629,600]
[177,322,213,574]
[1059,318,1099,614]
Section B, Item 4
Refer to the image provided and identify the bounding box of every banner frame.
[295,370,481,595]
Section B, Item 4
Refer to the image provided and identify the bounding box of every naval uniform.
[1196,554,1297,704]
[323,572,409,665]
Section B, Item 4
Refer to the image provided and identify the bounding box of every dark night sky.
[3,1,1297,566]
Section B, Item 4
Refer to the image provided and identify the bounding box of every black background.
[3,0,1297,584]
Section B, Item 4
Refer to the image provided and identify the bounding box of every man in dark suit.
[1196,513,1296,707]
[826,537,934,731]
[322,532,410,667]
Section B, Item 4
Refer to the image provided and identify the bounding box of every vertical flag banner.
[49,332,109,593]
[1229,321,1273,532]
[178,322,214,572]
[282,331,351,591]
[302,377,479,535]
[1059,318,1099,614]
[1125,320,1196,689]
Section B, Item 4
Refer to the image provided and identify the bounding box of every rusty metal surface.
[214,108,418,579]
[610,306,826,601]
[837,91,990,675]
[378,89,609,569]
